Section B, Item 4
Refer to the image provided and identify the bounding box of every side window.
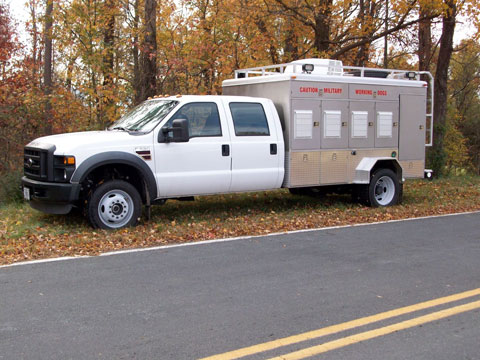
[229,102,270,136]
[167,102,222,138]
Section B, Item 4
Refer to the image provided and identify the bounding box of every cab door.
[225,99,283,192]
[154,101,232,197]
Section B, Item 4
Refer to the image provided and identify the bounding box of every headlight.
[54,155,76,182]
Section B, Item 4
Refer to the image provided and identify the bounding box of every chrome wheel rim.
[98,189,134,228]
[374,176,395,206]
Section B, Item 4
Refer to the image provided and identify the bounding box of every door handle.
[222,144,230,156]
[270,144,277,155]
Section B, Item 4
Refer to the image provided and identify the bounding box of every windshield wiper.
[111,126,130,132]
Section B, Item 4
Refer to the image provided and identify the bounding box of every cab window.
[229,102,270,136]
[167,102,222,138]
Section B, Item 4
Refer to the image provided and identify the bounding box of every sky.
[6,0,29,44]
[7,1,27,21]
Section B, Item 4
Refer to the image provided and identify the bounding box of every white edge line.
[0,255,91,268]
[1,210,479,269]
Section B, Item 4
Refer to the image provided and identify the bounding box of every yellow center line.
[268,299,480,360]
[199,288,480,360]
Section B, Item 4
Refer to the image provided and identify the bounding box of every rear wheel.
[87,180,142,229]
[367,169,400,207]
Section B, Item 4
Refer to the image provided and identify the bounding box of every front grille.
[24,149,42,177]
[24,144,55,181]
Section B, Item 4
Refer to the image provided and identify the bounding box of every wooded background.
[1,0,479,200]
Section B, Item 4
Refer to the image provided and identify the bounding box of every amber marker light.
[64,156,75,165]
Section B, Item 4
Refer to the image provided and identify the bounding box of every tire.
[367,168,400,207]
[87,180,142,229]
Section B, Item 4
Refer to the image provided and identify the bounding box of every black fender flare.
[70,152,157,201]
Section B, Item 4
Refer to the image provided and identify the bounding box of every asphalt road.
[1,212,480,360]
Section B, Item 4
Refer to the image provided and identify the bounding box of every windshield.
[109,100,179,132]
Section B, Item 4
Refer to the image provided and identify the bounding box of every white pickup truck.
[23,59,430,229]
[22,96,290,229]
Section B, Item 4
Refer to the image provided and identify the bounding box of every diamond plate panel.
[320,151,349,184]
[289,151,321,186]
[400,160,425,178]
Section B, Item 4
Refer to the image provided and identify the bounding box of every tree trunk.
[383,0,388,68]
[354,0,367,66]
[428,0,456,176]
[284,14,298,62]
[29,0,38,85]
[140,0,157,101]
[65,56,76,91]
[102,0,115,126]
[254,17,278,65]
[132,0,141,104]
[313,0,332,55]
[418,11,432,72]
[43,0,53,135]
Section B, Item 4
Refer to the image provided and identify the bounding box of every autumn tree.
[131,0,141,104]
[0,2,16,75]
[354,0,380,66]
[55,0,105,125]
[418,0,480,175]
[43,0,53,135]
[258,0,435,65]
[27,0,42,84]
[425,0,455,176]
[418,0,435,73]
[443,106,472,174]
[140,0,157,100]
[53,0,130,126]
[0,1,20,171]
[101,0,117,124]
[449,40,480,173]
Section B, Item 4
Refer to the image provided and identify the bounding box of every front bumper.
[21,176,81,214]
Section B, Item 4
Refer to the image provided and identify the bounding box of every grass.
[1,175,479,265]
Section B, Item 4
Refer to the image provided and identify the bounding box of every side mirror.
[160,118,189,143]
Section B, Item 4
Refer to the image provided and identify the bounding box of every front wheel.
[87,180,142,229]
[367,169,401,207]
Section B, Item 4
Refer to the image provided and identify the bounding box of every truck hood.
[27,130,149,155]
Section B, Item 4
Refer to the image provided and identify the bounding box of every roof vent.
[285,59,343,76]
